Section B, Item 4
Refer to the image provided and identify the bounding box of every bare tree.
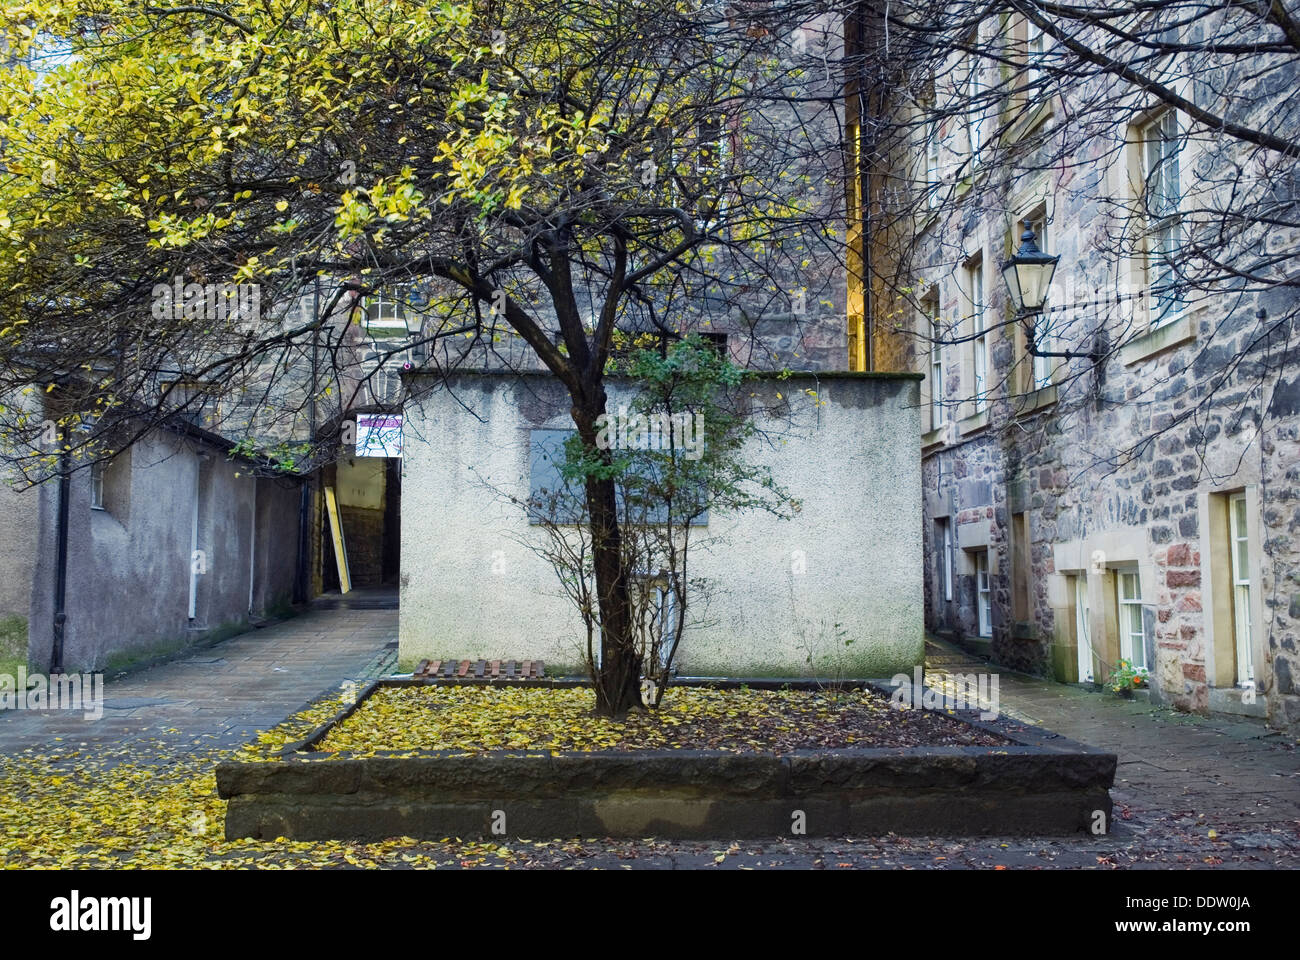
[841,0,1298,456]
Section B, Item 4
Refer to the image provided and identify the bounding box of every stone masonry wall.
[903,45,1300,730]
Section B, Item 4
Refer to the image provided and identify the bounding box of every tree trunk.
[573,402,643,717]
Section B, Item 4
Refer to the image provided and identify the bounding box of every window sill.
[1004,98,1054,144]
[958,410,988,436]
[1121,313,1196,365]
[921,425,946,449]
[1012,383,1057,418]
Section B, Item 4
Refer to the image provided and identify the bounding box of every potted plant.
[1105,659,1146,699]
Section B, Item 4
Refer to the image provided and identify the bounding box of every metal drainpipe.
[857,7,876,372]
[50,421,70,674]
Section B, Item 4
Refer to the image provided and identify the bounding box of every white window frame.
[1025,19,1046,92]
[1140,111,1183,329]
[966,54,985,165]
[1228,492,1254,686]
[966,258,988,412]
[697,115,722,176]
[91,461,106,510]
[930,304,945,427]
[1117,567,1147,672]
[695,114,729,229]
[364,287,415,339]
[651,119,679,206]
[976,549,992,637]
[925,120,941,209]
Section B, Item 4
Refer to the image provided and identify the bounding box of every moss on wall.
[0,615,28,675]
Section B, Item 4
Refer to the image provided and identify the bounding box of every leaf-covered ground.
[316,686,1012,754]
[0,687,1294,869]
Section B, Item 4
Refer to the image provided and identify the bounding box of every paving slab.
[923,636,1300,854]
[0,607,397,752]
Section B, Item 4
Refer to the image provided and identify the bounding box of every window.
[976,549,992,637]
[697,116,721,176]
[1228,493,1254,686]
[363,285,421,339]
[928,297,945,427]
[89,449,130,518]
[361,347,411,407]
[965,257,988,412]
[1117,568,1146,671]
[695,115,727,226]
[1025,19,1045,92]
[965,55,985,165]
[1140,111,1183,327]
[699,332,728,358]
[924,120,941,209]
[91,462,106,510]
[650,119,679,205]
[1074,575,1093,682]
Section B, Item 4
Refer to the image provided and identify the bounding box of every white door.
[1075,576,1093,682]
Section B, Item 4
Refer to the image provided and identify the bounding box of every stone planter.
[217,678,1119,841]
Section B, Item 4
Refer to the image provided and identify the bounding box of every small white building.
[398,370,924,677]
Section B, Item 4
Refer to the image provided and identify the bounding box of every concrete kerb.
[220,676,1117,841]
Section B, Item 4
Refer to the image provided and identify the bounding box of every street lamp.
[1001,220,1103,362]
[1001,220,1058,316]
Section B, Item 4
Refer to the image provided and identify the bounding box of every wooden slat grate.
[412,659,545,681]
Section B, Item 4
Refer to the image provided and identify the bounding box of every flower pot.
[1117,687,1134,700]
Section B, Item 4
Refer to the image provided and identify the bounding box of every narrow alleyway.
[0,599,397,752]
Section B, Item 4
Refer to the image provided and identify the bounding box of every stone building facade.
[855,11,1300,730]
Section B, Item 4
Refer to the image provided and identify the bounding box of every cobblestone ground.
[2,609,1296,869]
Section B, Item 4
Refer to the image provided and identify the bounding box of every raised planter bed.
[216,678,1117,840]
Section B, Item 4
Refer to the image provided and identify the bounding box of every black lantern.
[1001,221,1059,314]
